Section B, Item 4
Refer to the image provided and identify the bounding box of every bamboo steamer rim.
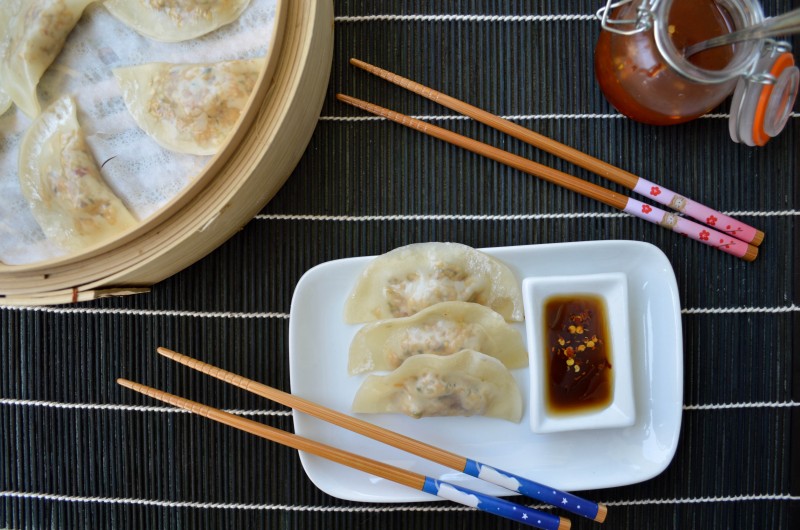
[0,0,334,305]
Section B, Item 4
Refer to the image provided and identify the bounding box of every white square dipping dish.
[523,273,636,433]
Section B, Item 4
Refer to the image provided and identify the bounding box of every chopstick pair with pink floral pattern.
[338,58,763,261]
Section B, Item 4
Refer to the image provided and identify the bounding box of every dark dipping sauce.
[543,295,613,415]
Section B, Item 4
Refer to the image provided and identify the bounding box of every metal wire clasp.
[596,0,661,35]
[744,40,794,84]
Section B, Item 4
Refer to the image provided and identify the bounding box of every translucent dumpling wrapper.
[352,349,523,422]
[0,91,10,116]
[348,301,528,375]
[0,0,96,118]
[103,0,251,42]
[0,4,16,116]
[113,58,264,155]
[18,96,138,252]
[344,242,525,323]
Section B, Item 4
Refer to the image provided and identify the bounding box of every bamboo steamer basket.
[0,0,334,306]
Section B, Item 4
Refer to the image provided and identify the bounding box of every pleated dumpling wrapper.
[348,301,528,375]
[0,0,96,118]
[104,0,251,42]
[19,96,137,252]
[113,58,264,155]
[344,242,524,323]
[352,349,523,422]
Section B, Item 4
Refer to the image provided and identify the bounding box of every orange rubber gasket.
[752,52,795,146]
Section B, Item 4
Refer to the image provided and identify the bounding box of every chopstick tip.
[156,346,176,358]
[743,244,759,262]
[116,378,134,389]
[558,516,572,530]
[349,57,370,69]
[595,503,608,523]
[336,93,358,105]
[751,230,765,246]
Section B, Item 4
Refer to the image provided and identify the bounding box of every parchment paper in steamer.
[0,0,277,265]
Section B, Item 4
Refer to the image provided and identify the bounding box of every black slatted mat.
[2,1,798,529]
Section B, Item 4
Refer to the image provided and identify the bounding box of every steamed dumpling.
[19,96,137,252]
[0,0,96,118]
[352,349,523,422]
[113,58,264,155]
[104,0,251,42]
[344,242,524,323]
[348,301,528,374]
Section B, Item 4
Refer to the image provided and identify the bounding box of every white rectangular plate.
[289,241,683,502]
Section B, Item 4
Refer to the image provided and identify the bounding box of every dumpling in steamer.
[0,0,96,118]
[103,0,251,42]
[18,96,137,252]
[348,301,528,374]
[113,58,264,155]
[344,242,524,323]
[0,4,16,116]
[352,349,523,422]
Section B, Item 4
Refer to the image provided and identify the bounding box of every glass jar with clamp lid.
[594,0,798,146]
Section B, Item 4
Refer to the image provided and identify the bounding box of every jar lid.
[729,52,799,146]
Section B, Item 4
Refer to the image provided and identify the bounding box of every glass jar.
[594,0,798,144]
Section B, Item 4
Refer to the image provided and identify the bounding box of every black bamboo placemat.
[2,1,799,529]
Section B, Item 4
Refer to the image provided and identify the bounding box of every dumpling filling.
[344,242,525,323]
[384,262,489,317]
[395,371,491,418]
[147,63,260,148]
[348,301,528,375]
[104,0,251,42]
[18,96,138,251]
[386,319,484,368]
[352,349,523,422]
[1,0,95,117]
[113,58,264,155]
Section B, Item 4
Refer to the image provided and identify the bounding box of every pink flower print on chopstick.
[633,177,759,243]
[624,198,750,259]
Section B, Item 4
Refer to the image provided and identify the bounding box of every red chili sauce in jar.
[594,0,737,125]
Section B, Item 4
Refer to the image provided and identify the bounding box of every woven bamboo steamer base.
[0,0,333,305]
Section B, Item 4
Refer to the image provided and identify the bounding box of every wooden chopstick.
[348,58,764,247]
[156,347,607,523]
[117,378,570,530]
[336,92,758,262]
